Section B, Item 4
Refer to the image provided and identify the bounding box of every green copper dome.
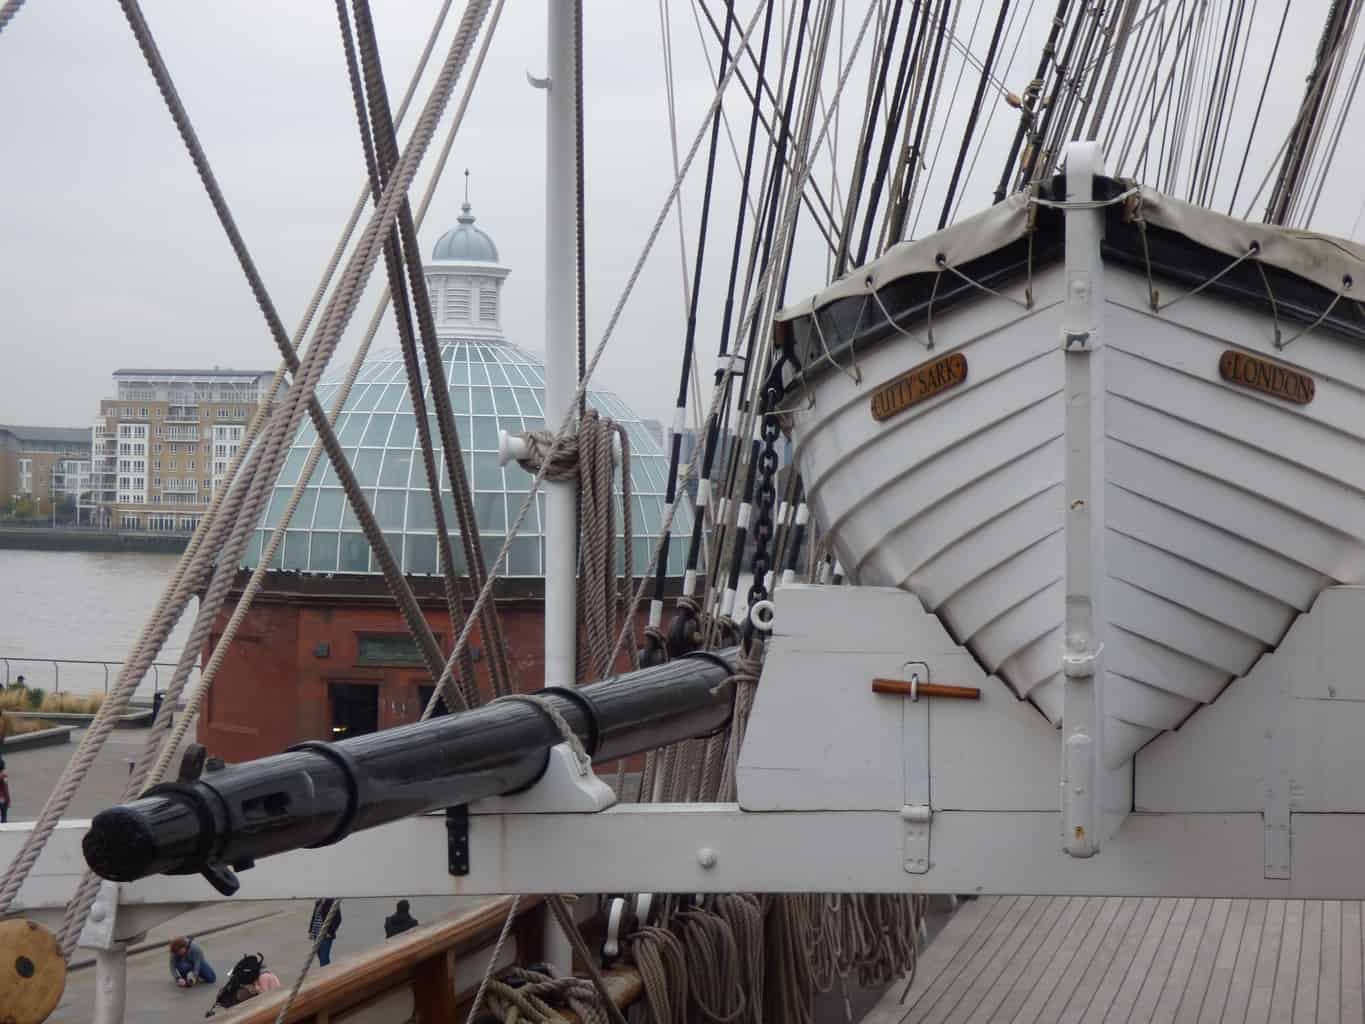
[245,339,689,578]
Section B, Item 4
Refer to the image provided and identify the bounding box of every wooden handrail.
[228,896,642,1024]
[231,896,541,1024]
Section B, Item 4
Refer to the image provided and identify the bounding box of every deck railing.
[232,896,643,1024]
[0,655,191,696]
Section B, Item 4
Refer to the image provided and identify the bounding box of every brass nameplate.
[1218,350,1315,405]
[870,352,968,422]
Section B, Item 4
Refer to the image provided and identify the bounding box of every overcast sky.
[0,0,1356,430]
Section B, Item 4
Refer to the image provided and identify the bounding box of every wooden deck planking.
[940,896,1045,1024]
[1012,897,1109,1022]
[904,896,1023,1024]
[1038,898,1127,1023]
[1268,900,1307,1023]
[1058,897,1143,1024]
[869,899,1365,1024]
[1341,903,1362,1022]
[864,896,998,1024]
[1194,897,1250,1024]
[1319,901,1343,1024]
[1222,899,1271,1023]
[1153,898,1215,1022]
[991,897,1093,1023]
[963,895,1073,1024]
[1082,897,1162,1022]
[1173,897,1231,1023]
[923,897,1036,1023]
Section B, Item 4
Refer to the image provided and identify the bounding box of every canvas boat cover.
[775,180,1365,323]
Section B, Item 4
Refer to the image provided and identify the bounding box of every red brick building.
[200,574,658,763]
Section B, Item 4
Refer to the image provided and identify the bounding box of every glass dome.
[244,340,689,578]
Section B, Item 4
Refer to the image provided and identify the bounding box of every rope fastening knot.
[493,693,592,776]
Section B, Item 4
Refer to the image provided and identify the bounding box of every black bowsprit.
[83,650,737,889]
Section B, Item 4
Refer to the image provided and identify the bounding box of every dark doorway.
[329,683,379,739]
[417,685,452,719]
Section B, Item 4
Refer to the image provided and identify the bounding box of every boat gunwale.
[774,176,1365,397]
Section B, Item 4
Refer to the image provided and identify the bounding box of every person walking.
[0,756,11,823]
[168,936,217,987]
[384,899,419,938]
[309,898,341,966]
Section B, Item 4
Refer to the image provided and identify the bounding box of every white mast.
[542,0,579,691]
[540,0,581,976]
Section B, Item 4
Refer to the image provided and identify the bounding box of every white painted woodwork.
[788,237,1365,769]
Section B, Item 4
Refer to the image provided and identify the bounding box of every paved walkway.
[2,721,173,822]
[51,895,487,1023]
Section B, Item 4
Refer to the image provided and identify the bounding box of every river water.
[0,549,196,698]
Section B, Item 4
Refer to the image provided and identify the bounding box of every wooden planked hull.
[788,262,1365,764]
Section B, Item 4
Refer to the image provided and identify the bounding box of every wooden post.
[412,949,458,1023]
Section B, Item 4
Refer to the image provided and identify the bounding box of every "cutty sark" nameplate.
[1218,350,1315,405]
[870,352,968,422]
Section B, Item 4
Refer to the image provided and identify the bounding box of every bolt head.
[697,847,717,869]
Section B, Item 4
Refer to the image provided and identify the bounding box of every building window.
[479,287,498,322]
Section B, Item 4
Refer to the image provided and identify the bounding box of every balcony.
[163,428,200,442]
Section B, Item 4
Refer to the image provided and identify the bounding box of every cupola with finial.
[425,170,509,337]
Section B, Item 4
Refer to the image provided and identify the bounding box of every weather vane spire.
[464,168,470,205]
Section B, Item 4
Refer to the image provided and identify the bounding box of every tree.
[4,495,41,521]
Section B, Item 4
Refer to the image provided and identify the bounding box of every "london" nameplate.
[870,352,968,422]
[1218,350,1315,405]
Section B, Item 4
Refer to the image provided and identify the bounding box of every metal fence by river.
[0,549,198,699]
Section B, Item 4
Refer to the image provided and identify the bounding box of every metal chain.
[744,389,784,622]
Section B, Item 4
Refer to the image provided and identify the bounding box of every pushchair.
[204,952,269,1017]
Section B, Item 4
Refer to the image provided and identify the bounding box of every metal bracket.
[716,352,748,378]
[902,804,932,874]
[1263,669,1292,879]
[901,661,932,874]
[470,742,617,815]
[77,880,121,951]
[447,805,470,877]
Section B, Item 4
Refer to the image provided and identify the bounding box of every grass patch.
[1,714,53,737]
[0,687,104,715]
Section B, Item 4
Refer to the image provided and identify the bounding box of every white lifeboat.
[774,144,1365,767]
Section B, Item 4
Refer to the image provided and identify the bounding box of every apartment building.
[0,424,93,515]
[94,368,273,531]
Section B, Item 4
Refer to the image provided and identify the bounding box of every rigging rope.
[938,0,1012,229]
[0,0,464,924]
[53,0,494,956]
[0,0,24,36]
[342,0,481,712]
[414,0,770,727]
[150,0,507,784]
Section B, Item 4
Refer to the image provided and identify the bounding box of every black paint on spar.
[83,650,737,888]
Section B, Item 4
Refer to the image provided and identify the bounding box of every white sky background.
[0,0,1358,430]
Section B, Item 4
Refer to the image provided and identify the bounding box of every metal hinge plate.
[902,804,932,874]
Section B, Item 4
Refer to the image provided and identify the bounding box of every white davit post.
[1059,140,1127,856]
